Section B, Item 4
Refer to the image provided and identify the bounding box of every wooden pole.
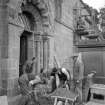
[54,97,58,105]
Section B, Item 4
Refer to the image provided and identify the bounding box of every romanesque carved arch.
[22,0,49,26]
[8,0,49,32]
[22,0,49,27]
[21,4,43,32]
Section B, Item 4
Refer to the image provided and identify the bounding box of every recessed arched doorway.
[19,5,49,76]
[19,31,31,76]
[2,0,50,102]
[19,10,37,76]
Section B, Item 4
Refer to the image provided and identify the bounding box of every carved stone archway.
[21,4,43,32]
[0,0,50,100]
[8,0,49,31]
[7,0,50,73]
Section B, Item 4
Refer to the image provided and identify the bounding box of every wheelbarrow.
[85,84,105,105]
[49,87,79,105]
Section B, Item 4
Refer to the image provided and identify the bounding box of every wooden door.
[19,32,28,76]
[82,51,105,84]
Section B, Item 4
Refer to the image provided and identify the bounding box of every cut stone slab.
[0,96,8,105]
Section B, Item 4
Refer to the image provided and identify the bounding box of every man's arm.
[29,75,42,85]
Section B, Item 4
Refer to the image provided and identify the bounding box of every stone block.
[8,24,21,47]
[0,96,8,105]
[8,35,20,48]
[0,0,80,104]
[0,58,8,69]
[7,78,20,97]
[0,58,19,79]
[7,59,19,70]
[8,95,22,105]
[1,45,8,58]
[1,69,8,79]
[0,87,7,96]
[7,78,18,89]
[7,69,19,78]
[8,47,20,59]
[7,88,20,97]
[2,79,7,89]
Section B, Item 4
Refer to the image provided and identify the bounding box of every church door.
[19,31,28,76]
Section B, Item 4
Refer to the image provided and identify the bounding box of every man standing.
[18,58,37,105]
[73,53,84,104]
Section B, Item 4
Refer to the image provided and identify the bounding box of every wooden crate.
[89,84,105,104]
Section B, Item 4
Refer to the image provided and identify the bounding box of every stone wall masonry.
[54,21,73,74]
[0,2,9,96]
[0,0,92,105]
[0,59,8,96]
[6,23,23,99]
[61,0,77,29]
[48,0,78,72]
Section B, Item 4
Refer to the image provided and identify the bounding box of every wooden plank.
[51,96,77,102]
[54,97,58,105]
[65,99,68,105]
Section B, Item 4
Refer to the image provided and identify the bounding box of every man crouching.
[18,58,38,105]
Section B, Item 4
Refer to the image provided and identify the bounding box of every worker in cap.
[18,57,38,105]
[56,67,71,89]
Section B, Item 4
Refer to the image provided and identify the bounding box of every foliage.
[100,7,105,19]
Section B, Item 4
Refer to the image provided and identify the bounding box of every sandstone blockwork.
[0,0,77,105]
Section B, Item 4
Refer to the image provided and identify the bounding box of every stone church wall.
[0,0,90,105]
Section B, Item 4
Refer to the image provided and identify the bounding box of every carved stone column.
[0,0,24,98]
[43,36,49,71]
[33,35,41,74]
[37,41,41,74]
[40,40,44,69]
